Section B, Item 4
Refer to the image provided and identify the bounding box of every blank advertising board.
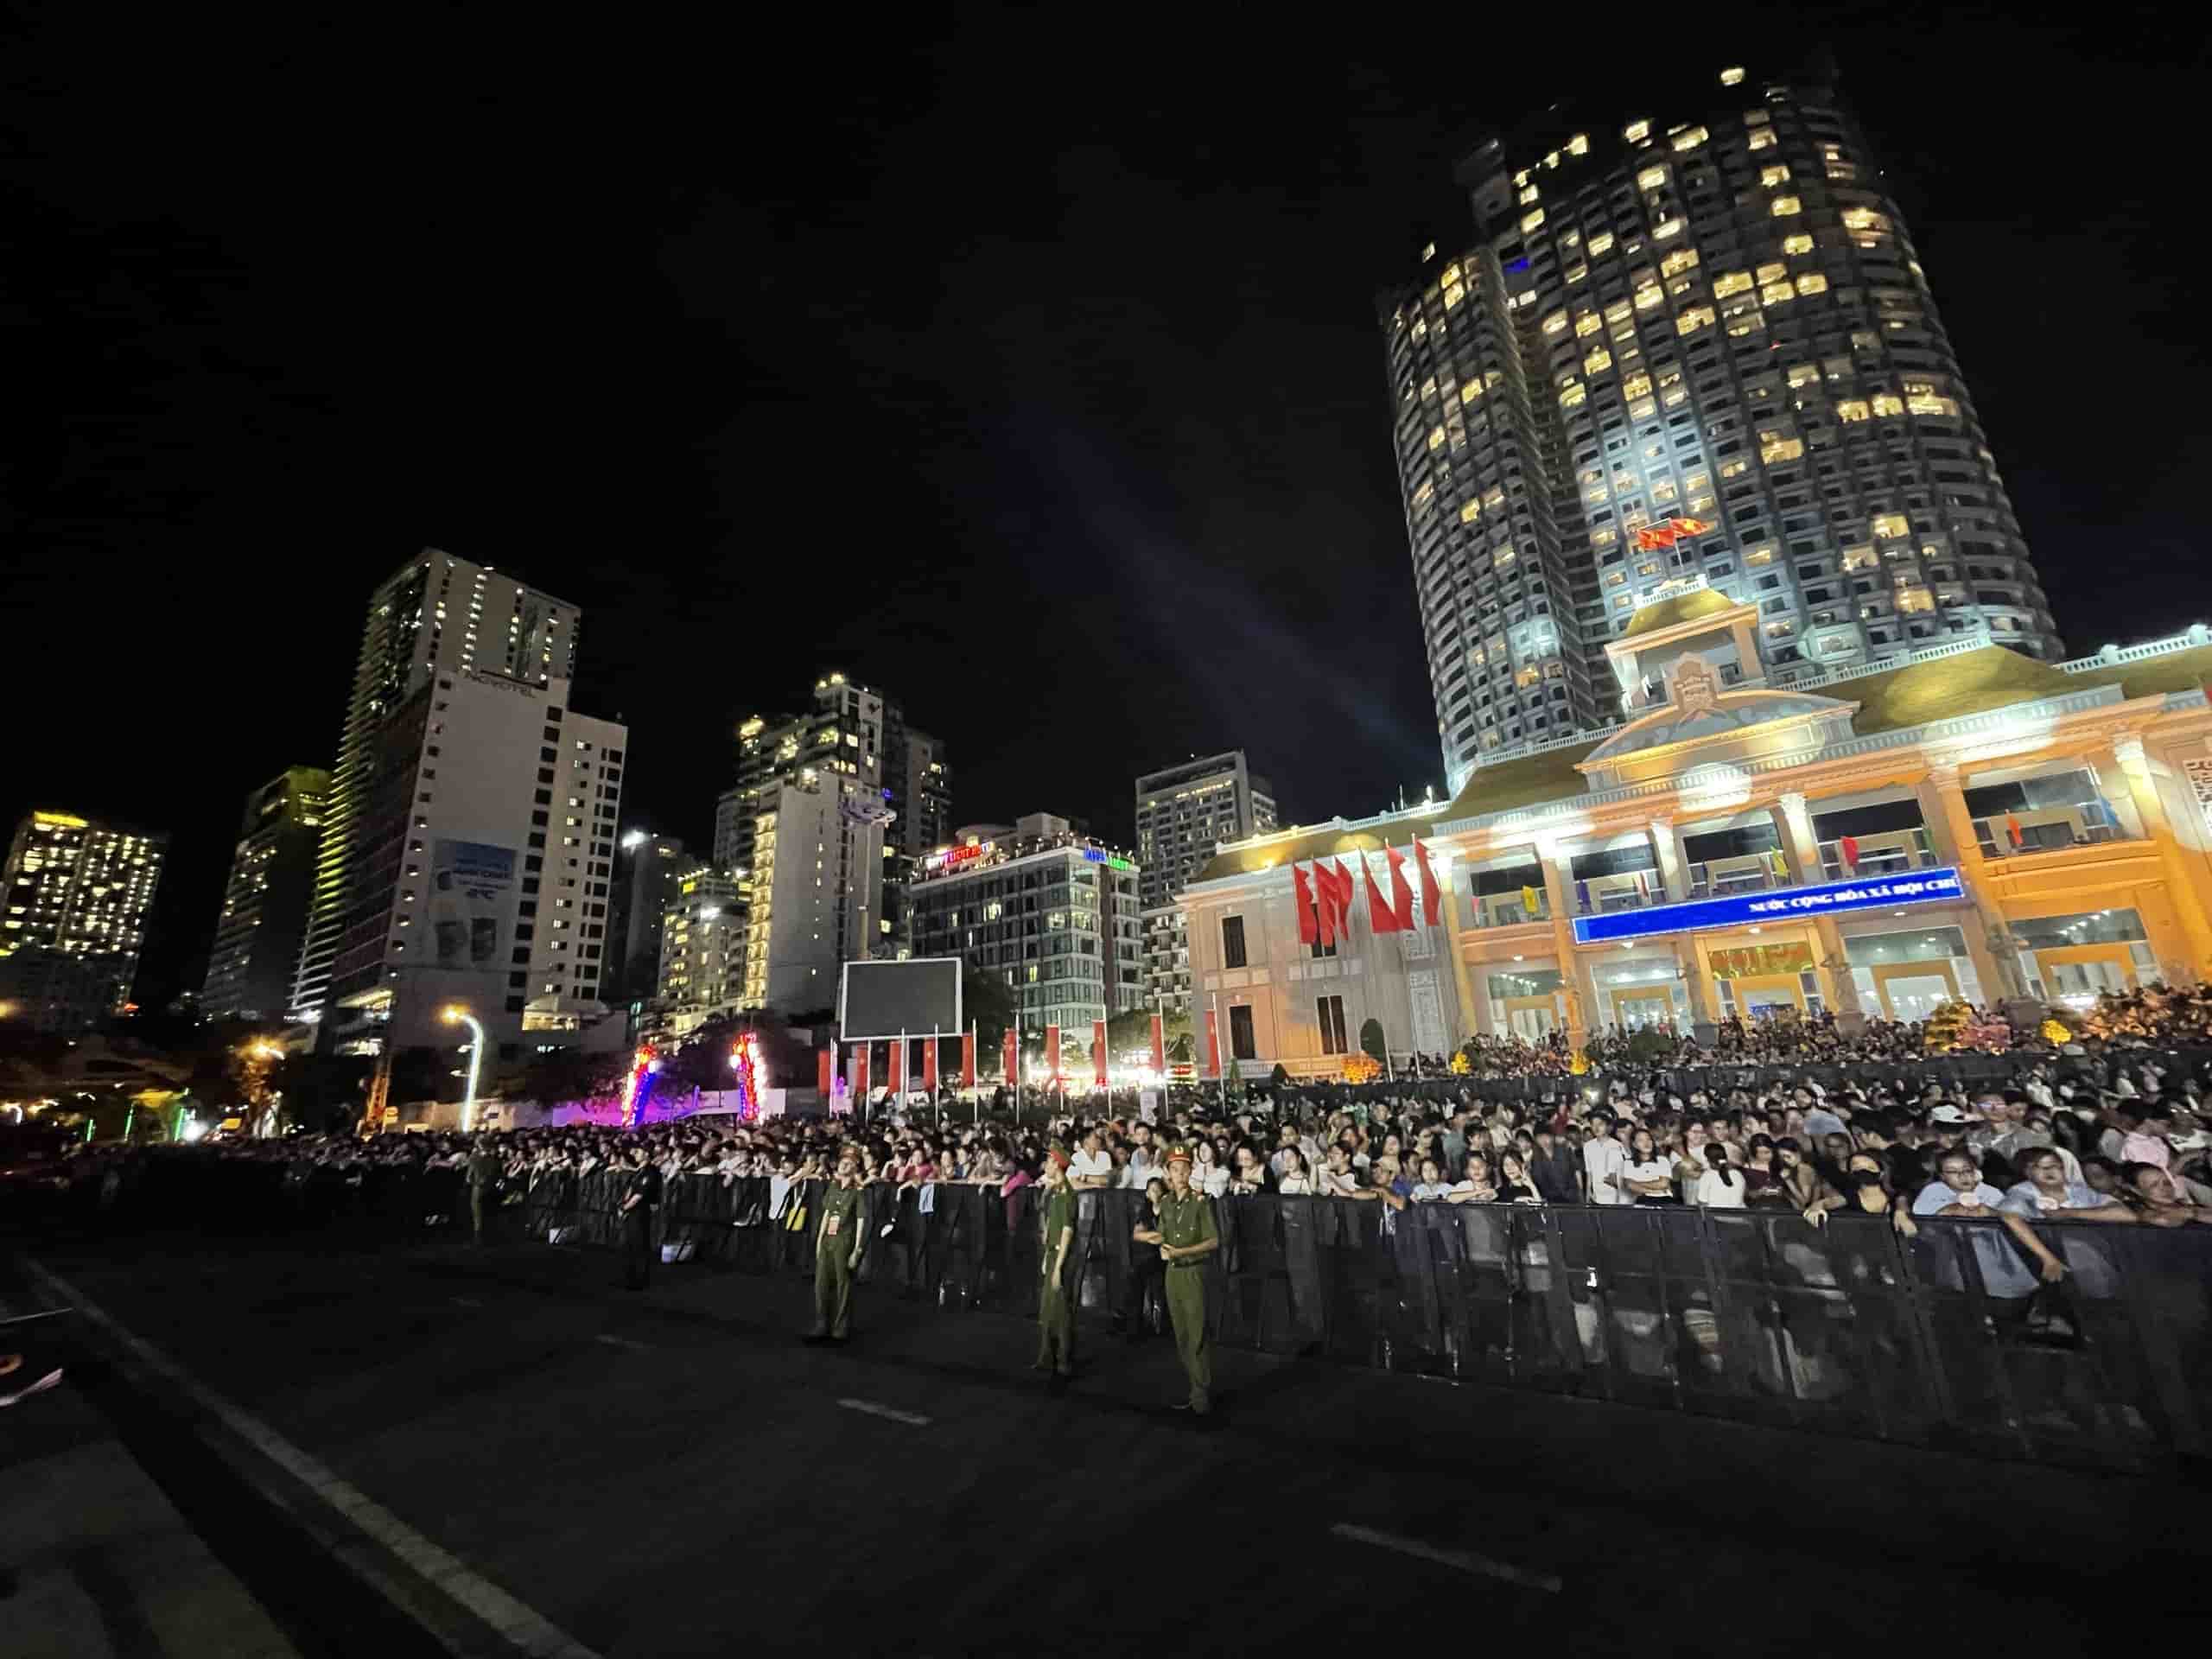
[839,957,963,1041]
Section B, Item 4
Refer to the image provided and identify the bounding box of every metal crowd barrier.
[29,1161,2209,1472]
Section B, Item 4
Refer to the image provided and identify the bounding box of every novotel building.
[1180,588,2212,1076]
[906,812,1147,1038]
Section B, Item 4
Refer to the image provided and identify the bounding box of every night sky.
[3,6,2205,1006]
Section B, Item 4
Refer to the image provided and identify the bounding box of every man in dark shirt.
[618,1143,661,1290]
[1529,1123,1581,1204]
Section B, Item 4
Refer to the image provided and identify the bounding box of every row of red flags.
[1293,838,1443,947]
[823,1014,1175,1097]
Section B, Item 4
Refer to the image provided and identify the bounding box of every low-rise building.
[1182,590,2212,1077]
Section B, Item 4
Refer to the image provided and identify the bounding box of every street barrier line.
[1332,1522,1561,1594]
[23,1257,603,1659]
[837,1397,932,1427]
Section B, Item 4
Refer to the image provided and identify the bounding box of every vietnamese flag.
[889,1037,905,1100]
[2005,813,2024,849]
[1204,1006,1223,1079]
[1093,1020,1109,1088]
[1413,836,1443,927]
[962,1028,977,1089]
[1839,834,1859,873]
[1292,862,1319,946]
[850,1043,869,1103]
[1363,853,1399,933]
[1149,1012,1166,1073]
[1315,862,1337,950]
[1328,859,1355,938]
[1386,845,1416,931]
[817,1046,832,1096]
[1046,1024,1060,1080]
[923,1037,939,1095]
[1001,1028,1017,1084]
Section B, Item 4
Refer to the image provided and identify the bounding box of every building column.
[2112,735,2212,976]
[1775,791,1823,885]
[1649,816,1688,902]
[1536,837,1589,1048]
[1433,844,1487,1043]
[1808,914,1865,1028]
[1674,933,1713,1027]
[1919,764,2026,1001]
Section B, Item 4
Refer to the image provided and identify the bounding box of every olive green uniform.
[1036,1184,1077,1374]
[1156,1187,1217,1412]
[811,1179,867,1338]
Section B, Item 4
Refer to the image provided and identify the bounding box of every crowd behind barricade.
[22,982,2212,1463]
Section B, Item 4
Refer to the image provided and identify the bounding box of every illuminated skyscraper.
[1384,60,2060,792]
[201,766,331,1020]
[0,809,167,1029]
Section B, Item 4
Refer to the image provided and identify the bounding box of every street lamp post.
[442,1005,486,1133]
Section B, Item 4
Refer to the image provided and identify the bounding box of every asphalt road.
[6,1227,2208,1656]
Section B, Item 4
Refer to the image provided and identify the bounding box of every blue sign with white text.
[1571,867,1966,944]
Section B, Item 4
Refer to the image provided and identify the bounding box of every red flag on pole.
[850,1044,869,1103]
[1149,1012,1166,1073]
[1314,862,1337,950]
[923,1037,938,1096]
[1386,845,1415,931]
[1046,1024,1060,1080]
[1001,1028,1017,1085]
[1333,859,1357,937]
[1093,1020,1109,1088]
[890,1037,906,1101]
[962,1027,977,1090]
[1413,836,1442,927]
[1292,862,1319,945]
[1363,853,1398,933]
[817,1047,832,1096]
[1204,1006,1223,1079]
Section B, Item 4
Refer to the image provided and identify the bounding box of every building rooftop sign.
[1572,868,1966,945]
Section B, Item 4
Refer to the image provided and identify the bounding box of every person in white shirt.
[1582,1113,1629,1206]
[1694,1143,1747,1209]
[1275,1146,1317,1196]
[1069,1128,1115,1191]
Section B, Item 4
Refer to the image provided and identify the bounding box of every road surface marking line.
[24,1258,602,1659]
[837,1397,932,1427]
[594,1333,647,1351]
[1,1306,77,1325]
[1331,1522,1561,1594]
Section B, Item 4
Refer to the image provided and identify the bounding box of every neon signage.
[1082,849,1136,872]
[1571,868,1966,945]
[927,841,994,871]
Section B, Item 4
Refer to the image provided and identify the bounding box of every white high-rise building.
[290,550,625,1060]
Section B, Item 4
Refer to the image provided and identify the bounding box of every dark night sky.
[3,5,2207,1006]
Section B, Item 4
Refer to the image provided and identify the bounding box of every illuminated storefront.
[1181,591,2212,1067]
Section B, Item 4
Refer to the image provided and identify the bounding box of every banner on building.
[429,840,517,967]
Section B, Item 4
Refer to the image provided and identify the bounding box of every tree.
[961,963,1015,1052]
[518,1046,630,1106]
[1359,1018,1389,1063]
[1106,1003,1190,1058]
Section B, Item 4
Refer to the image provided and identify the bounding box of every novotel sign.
[1571,867,1967,945]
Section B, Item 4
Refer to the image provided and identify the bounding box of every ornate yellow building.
[1184,592,2212,1077]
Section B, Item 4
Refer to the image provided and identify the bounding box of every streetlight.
[442,1004,485,1133]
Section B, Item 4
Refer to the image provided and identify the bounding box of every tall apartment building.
[290,550,626,1059]
[1383,60,2060,794]
[906,813,1145,1036]
[605,832,688,1007]
[0,810,168,1030]
[654,864,747,1018]
[1133,753,1276,1009]
[201,766,332,1020]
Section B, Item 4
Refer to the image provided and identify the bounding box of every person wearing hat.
[804,1145,868,1344]
[1134,1145,1218,1414]
[1035,1147,1078,1384]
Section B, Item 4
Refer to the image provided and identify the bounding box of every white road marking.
[1,1306,77,1326]
[24,1259,601,1659]
[837,1397,932,1427]
[1331,1522,1561,1594]
[594,1333,647,1351]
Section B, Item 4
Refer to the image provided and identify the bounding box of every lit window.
[1761,280,1795,305]
[1748,128,1777,152]
[1796,273,1829,296]
[1760,434,1805,463]
[1575,311,1602,337]
[1653,216,1684,240]
[1624,118,1650,143]
[1872,512,1909,540]
[1428,425,1446,449]
[1720,456,1751,480]
[1836,399,1871,422]
[1443,282,1465,308]
[1745,544,1776,565]
[1676,306,1716,336]
[1564,263,1589,284]
[1637,164,1669,191]
[1493,545,1517,570]
[1459,380,1483,404]
[1713,270,1751,298]
[1634,281,1664,310]
[1842,207,1887,232]
[1671,125,1708,152]
[1782,232,1814,255]
[1786,362,1820,389]
[1756,262,1789,285]
[1871,392,1904,417]
[1770,196,1802,217]
[1411,480,1434,507]
[1459,499,1481,524]
[1622,372,1652,399]
[1559,380,1587,409]
[1760,164,1791,188]
[1518,184,1541,206]
[1660,247,1700,277]
[1720,66,1745,85]
[1521,207,1546,232]
[1542,310,1569,335]
[1908,389,1960,417]
[1587,232,1616,257]
[1568,132,1589,156]
[1585,347,1612,374]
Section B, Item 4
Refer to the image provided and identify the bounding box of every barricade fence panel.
[30,1160,2210,1472]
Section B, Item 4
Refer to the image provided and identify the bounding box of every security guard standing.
[1035,1148,1077,1385]
[1135,1146,1218,1414]
[618,1143,660,1291]
[805,1147,868,1344]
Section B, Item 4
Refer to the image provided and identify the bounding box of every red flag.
[962,1028,977,1090]
[1204,1007,1223,1079]
[1001,1028,1017,1084]
[1838,834,1859,872]
[1292,861,1319,945]
[1149,1013,1166,1073]
[1386,846,1415,931]
[1093,1020,1109,1088]
[1363,853,1398,933]
[1315,861,1337,950]
[1413,836,1442,927]
[1046,1024,1060,1080]
[890,1037,906,1100]
[923,1037,938,1095]
[850,1044,869,1103]
[1325,859,1351,939]
[2006,814,2024,849]
[817,1047,832,1096]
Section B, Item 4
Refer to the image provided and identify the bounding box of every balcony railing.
[1576,873,1665,916]
[1471,893,1550,929]
[1817,830,1939,881]
[1974,803,2132,860]
[1686,856,1789,899]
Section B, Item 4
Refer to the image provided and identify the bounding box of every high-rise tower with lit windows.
[0,809,167,1029]
[1383,60,2061,793]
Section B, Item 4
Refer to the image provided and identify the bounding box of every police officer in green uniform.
[1134,1146,1218,1413]
[1034,1147,1077,1385]
[804,1147,867,1344]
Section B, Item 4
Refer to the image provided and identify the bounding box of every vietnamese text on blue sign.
[1571,867,1967,944]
